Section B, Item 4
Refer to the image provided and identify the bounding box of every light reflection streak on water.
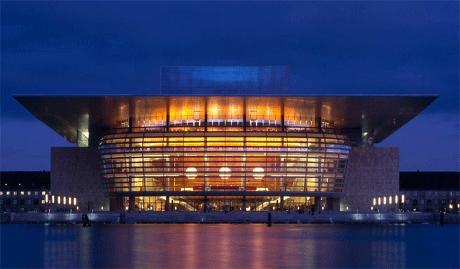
[2,224,458,268]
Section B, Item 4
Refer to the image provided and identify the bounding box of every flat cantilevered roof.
[15,95,436,144]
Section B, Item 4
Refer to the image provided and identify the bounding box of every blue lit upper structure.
[160,66,289,95]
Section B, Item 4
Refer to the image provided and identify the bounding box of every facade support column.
[243,97,247,131]
[204,96,208,131]
[279,196,284,211]
[128,196,135,211]
[165,97,170,132]
[314,197,322,212]
[281,97,285,131]
[203,196,209,212]
[242,196,247,211]
[164,196,170,211]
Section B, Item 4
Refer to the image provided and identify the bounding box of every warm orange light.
[252,167,265,179]
[100,131,350,194]
[219,167,231,179]
[211,105,219,116]
[185,167,198,179]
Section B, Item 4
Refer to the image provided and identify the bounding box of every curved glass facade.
[97,96,354,211]
[100,132,350,195]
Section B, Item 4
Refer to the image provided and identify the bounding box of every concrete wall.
[51,147,109,212]
[341,147,399,212]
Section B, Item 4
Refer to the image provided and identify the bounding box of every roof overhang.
[14,95,437,144]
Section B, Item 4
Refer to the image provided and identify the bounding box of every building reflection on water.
[27,224,457,268]
[371,226,406,268]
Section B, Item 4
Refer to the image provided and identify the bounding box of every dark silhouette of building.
[400,172,460,212]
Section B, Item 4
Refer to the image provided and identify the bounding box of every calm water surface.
[1,224,459,268]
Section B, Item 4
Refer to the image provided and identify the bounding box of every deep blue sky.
[1,1,459,171]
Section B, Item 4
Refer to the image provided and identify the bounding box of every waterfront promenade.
[1,211,459,224]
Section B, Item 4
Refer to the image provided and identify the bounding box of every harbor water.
[1,224,459,268]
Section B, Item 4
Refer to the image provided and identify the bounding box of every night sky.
[1,1,458,171]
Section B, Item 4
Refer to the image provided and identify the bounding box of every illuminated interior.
[113,96,337,133]
[97,96,354,211]
[100,131,349,211]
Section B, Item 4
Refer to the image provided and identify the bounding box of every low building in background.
[400,171,460,212]
[368,172,460,213]
[0,171,49,212]
[0,171,79,212]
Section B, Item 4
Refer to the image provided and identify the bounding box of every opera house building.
[15,67,436,212]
